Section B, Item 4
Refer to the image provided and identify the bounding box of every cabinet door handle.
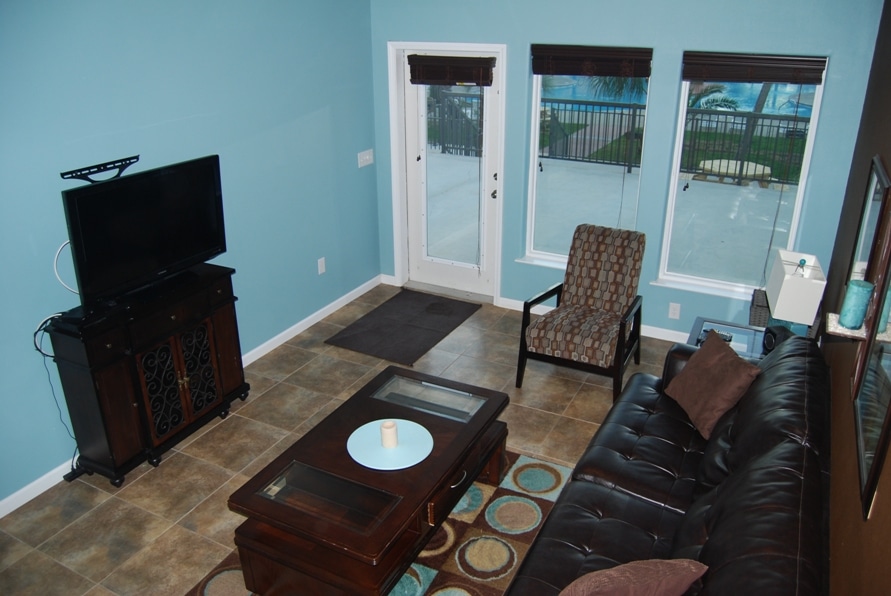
[170,314,177,321]
[450,470,467,489]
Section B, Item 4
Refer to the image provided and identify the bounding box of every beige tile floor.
[0,284,673,595]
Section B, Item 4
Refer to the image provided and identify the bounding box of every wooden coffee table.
[228,366,509,595]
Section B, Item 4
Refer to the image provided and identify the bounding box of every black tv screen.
[62,155,226,310]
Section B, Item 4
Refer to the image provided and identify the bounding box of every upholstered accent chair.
[516,224,645,400]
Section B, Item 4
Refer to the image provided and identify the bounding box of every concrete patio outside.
[425,152,796,288]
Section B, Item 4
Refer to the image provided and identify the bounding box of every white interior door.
[398,45,503,297]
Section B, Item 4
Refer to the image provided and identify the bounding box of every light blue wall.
[369,0,882,328]
[0,1,377,501]
[0,0,882,505]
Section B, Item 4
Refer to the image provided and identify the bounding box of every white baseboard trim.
[643,325,689,344]
[495,296,550,314]
[5,279,689,518]
[242,275,394,366]
[0,461,73,518]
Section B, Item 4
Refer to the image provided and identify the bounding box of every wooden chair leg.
[516,349,528,387]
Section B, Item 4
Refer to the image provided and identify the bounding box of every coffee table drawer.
[426,421,507,526]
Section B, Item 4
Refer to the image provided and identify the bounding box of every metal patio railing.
[426,90,483,157]
[426,94,810,186]
[540,98,646,173]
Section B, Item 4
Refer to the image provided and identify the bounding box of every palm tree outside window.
[660,52,827,292]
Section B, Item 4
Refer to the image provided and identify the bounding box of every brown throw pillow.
[559,559,708,596]
[664,330,760,439]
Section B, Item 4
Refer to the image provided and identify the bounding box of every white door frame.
[387,41,505,298]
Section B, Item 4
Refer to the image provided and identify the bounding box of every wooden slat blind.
[682,52,827,84]
[407,55,496,86]
[531,44,652,78]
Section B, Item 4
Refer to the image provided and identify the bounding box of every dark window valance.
[531,44,652,78]
[682,52,827,84]
[407,54,495,86]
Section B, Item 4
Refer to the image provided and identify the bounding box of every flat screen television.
[62,155,226,311]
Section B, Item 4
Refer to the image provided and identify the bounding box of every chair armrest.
[620,295,643,325]
[520,283,563,336]
[524,282,563,310]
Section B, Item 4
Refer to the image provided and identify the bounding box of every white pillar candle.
[380,420,398,448]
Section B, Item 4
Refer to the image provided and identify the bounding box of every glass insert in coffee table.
[259,461,400,534]
[371,375,486,422]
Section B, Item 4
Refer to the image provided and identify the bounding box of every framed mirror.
[855,314,891,519]
[849,156,890,282]
[851,155,891,518]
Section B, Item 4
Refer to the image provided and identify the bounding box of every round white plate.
[347,419,433,470]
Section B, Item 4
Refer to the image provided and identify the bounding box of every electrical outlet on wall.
[669,302,681,319]
[317,257,326,275]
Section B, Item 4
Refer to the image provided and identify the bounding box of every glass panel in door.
[422,84,483,266]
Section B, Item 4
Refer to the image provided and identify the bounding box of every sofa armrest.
[662,342,698,388]
[661,341,761,388]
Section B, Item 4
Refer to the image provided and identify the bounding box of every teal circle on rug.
[392,563,437,595]
[453,483,484,515]
[484,495,542,534]
[454,535,517,581]
[501,456,569,501]
[419,520,457,558]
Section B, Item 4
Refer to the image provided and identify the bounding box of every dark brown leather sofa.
[507,335,829,595]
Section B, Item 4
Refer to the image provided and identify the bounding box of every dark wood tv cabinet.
[48,263,250,486]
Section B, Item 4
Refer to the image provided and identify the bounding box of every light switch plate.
[358,149,374,168]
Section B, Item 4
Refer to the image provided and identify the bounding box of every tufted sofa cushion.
[671,441,824,595]
[572,372,707,513]
[693,336,828,498]
[507,479,686,595]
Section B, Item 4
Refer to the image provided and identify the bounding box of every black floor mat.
[325,289,481,365]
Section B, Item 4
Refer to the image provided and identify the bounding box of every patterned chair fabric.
[561,225,644,313]
[518,224,645,399]
[527,225,644,365]
[526,307,624,368]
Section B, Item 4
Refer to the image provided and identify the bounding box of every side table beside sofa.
[506,333,829,595]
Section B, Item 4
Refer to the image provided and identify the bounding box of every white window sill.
[516,254,567,270]
[651,276,756,301]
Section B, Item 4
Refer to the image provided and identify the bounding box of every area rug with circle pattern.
[187,452,571,596]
